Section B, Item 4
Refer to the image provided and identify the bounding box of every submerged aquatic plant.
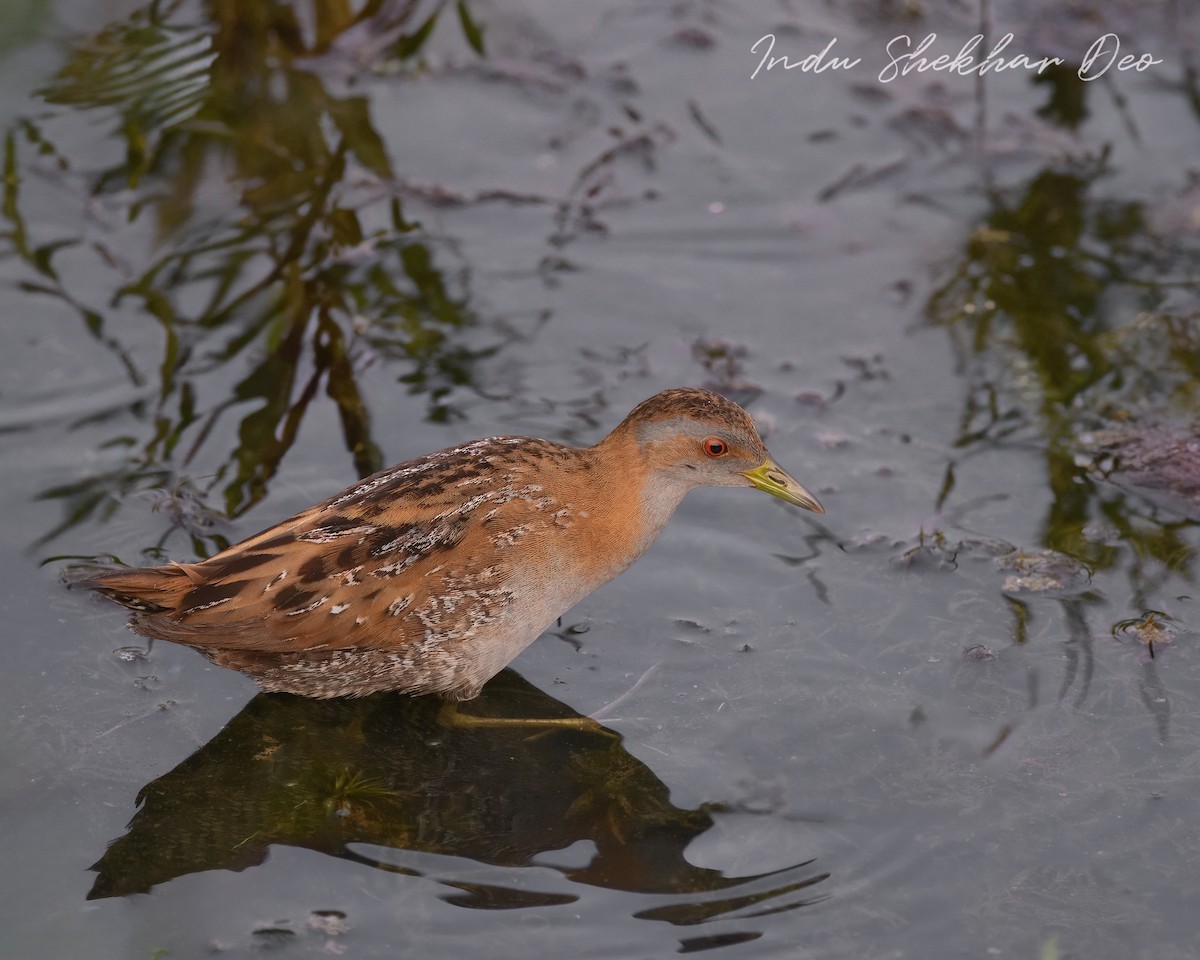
[3,0,499,554]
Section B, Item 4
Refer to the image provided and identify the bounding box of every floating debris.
[1077,426,1200,518]
[995,548,1092,597]
[307,909,350,936]
[895,529,959,571]
[817,429,850,449]
[1081,521,1121,545]
[1112,611,1178,658]
[963,644,998,662]
[841,353,890,381]
[251,926,295,944]
[667,27,715,50]
[690,337,762,407]
[793,388,829,408]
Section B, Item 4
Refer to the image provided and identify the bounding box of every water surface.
[1,1,1198,957]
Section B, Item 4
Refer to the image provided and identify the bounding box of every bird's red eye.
[703,437,728,458]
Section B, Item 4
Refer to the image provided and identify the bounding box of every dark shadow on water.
[88,671,829,924]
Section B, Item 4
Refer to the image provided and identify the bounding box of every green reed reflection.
[929,160,1199,550]
[926,153,1200,688]
[3,0,495,552]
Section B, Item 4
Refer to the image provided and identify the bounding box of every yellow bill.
[742,458,824,513]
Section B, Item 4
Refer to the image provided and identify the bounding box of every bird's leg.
[436,700,618,738]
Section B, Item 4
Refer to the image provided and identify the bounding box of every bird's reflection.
[89,672,828,926]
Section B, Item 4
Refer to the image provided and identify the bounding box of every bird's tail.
[83,564,204,614]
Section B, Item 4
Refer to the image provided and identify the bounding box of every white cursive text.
[1078,33,1164,81]
[751,34,862,79]
[879,33,1063,83]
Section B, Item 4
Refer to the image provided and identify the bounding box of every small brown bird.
[87,388,823,699]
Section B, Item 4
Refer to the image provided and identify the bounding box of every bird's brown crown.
[615,387,759,437]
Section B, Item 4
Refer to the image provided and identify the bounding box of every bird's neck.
[587,427,693,556]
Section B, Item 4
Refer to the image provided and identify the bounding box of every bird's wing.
[87,437,570,653]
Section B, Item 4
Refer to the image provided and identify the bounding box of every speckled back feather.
[88,436,592,658]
